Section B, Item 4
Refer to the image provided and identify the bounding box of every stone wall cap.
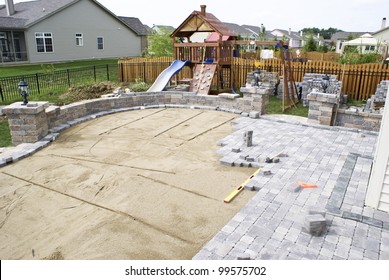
[3,102,49,115]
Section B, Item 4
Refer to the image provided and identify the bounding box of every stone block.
[249,111,260,119]
[244,131,253,147]
[304,214,327,236]
[308,207,326,217]
[237,253,251,260]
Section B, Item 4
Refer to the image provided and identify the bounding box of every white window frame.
[35,32,54,53]
[97,36,104,50]
[76,33,83,47]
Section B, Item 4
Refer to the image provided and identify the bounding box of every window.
[35,32,53,53]
[97,37,104,50]
[76,33,83,46]
[365,45,375,51]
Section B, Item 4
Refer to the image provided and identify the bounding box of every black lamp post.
[18,80,30,105]
[254,68,262,87]
[321,74,330,93]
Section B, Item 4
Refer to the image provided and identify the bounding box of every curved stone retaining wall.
[4,91,269,146]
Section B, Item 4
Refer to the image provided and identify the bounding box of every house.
[118,17,148,54]
[271,29,304,49]
[151,25,175,34]
[0,0,147,64]
[340,33,388,55]
[331,31,367,53]
[373,18,389,55]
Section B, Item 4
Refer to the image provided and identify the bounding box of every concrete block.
[244,131,253,147]
[240,154,249,160]
[237,253,251,260]
[304,214,327,236]
[249,111,260,119]
[308,207,326,217]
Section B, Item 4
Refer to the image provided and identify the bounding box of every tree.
[301,27,342,40]
[146,27,174,57]
[302,35,318,52]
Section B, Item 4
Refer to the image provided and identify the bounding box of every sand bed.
[0,109,255,259]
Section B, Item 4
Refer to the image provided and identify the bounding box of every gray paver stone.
[304,214,327,236]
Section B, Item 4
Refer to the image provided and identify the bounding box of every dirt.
[58,82,118,104]
[0,109,255,260]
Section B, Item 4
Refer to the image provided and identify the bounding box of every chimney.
[200,5,206,16]
[382,17,387,29]
[5,0,15,16]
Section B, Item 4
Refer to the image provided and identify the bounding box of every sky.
[6,0,389,32]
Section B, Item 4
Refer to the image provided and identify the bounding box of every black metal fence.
[0,64,118,102]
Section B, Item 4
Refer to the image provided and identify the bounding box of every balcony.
[174,42,235,65]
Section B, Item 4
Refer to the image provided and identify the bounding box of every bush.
[339,48,382,64]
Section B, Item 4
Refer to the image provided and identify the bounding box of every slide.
[147,60,189,92]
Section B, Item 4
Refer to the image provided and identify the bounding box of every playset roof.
[171,5,237,39]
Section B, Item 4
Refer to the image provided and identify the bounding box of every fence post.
[67,69,71,87]
[121,63,124,82]
[143,62,146,83]
[93,66,96,82]
[35,73,40,94]
[0,84,4,102]
[106,64,110,81]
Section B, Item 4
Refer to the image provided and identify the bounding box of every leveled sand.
[0,109,255,259]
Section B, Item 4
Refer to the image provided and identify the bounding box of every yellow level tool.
[224,168,261,203]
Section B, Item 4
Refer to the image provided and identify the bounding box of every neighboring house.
[373,18,389,54]
[224,22,255,40]
[340,33,388,55]
[271,29,304,49]
[118,17,148,54]
[331,31,367,53]
[0,0,147,64]
[242,25,274,41]
[151,25,175,35]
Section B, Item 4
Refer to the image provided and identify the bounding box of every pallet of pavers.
[190,64,217,95]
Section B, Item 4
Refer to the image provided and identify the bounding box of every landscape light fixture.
[254,68,262,87]
[18,80,30,105]
[321,74,330,93]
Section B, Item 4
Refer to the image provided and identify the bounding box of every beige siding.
[379,164,389,211]
[366,86,389,211]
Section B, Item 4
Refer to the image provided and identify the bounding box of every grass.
[268,95,309,117]
[0,59,118,77]
[347,98,366,107]
[0,117,12,147]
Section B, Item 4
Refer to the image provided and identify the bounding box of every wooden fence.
[118,57,389,100]
[118,57,192,84]
[254,59,389,100]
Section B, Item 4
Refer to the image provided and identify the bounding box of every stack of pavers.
[365,80,388,112]
[304,215,327,236]
[301,73,340,107]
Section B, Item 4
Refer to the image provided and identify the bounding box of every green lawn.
[268,95,309,117]
[0,59,118,77]
[0,117,12,147]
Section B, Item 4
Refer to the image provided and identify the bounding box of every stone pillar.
[307,91,339,126]
[240,86,270,114]
[3,102,49,146]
